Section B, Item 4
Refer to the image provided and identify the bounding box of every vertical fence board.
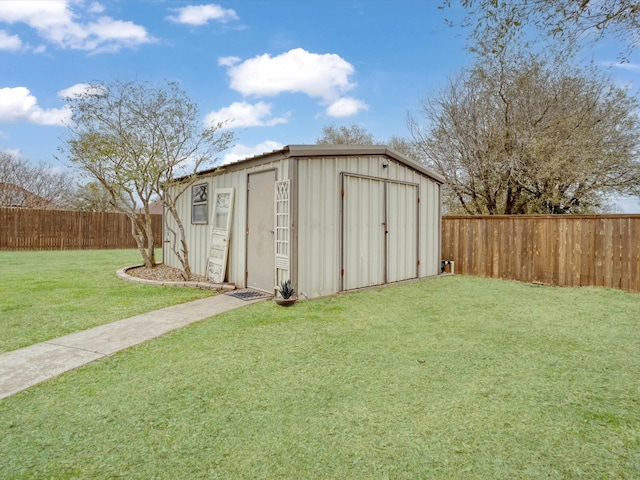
[0,208,163,251]
[613,218,623,290]
[442,215,640,294]
[631,218,640,292]
[580,218,594,287]
[569,219,581,287]
[594,218,605,288]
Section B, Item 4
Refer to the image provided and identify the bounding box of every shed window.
[192,183,208,224]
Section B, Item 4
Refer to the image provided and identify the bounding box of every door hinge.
[245,271,249,278]
[341,189,345,197]
[341,268,344,276]
[417,197,421,203]
[417,260,421,266]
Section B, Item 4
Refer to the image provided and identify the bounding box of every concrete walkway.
[0,294,263,401]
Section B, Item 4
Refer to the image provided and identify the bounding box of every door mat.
[225,288,273,301]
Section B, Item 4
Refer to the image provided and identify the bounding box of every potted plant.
[275,279,297,306]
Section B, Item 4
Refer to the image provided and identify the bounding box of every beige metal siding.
[296,157,343,298]
[387,181,419,283]
[163,158,289,287]
[341,174,420,289]
[297,155,441,298]
[164,149,440,299]
[342,175,386,290]
[419,178,441,278]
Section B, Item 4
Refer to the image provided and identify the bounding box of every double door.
[341,174,419,291]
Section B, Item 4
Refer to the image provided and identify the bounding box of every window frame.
[191,183,208,224]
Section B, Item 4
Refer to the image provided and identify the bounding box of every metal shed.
[163,144,444,299]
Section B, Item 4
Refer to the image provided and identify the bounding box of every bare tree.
[69,180,122,212]
[60,80,234,277]
[316,123,420,160]
[386,135,423,163]
[0,151,76,208]
[447,0,640,58]
[317,123,376,145]
[409,50,640,214]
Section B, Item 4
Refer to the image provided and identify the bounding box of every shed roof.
[189,144,445,184]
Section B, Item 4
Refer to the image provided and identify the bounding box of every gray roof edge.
[284,144,387,156]
[382,147,445,184]
[180,144,444,184]
[285,144,445,184]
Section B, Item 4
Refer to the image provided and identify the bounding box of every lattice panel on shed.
[275,180,290,287]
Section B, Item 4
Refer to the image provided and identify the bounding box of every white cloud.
[606,62,640,72]
[219,48,366,118]
[221,48,356,100]
[57,82,105,99]
[0,29,21,50]
[0,86,71,126]
[205,101,289,129]
[87,2,105,14]
[1,147,21,156]
[218,55,240,67]
[0,0,154,53]
[167,4,238,25]
[28,105,71,125]
[221,141,284,165]
[325,97,368,117]
[86,17,150,49]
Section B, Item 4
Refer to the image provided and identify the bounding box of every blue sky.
[1,0,639,211]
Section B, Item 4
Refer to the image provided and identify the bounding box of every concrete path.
[0,294,263,401]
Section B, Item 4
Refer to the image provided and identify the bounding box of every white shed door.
[342,175,386,290]
[206,188,234,283]
[341,174,419,291]
[246,170,276,293]
[387,182,419,283]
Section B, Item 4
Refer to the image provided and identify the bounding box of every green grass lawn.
[1,275,639,478]
[0,249,212,354]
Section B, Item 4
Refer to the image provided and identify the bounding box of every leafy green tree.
[60,80,234,277]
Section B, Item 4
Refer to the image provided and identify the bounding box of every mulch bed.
[125,264,212,284]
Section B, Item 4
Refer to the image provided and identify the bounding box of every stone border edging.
[116,265,227,291]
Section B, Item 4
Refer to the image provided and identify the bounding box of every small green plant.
[279,279,295,299]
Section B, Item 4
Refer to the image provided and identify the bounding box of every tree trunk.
[128,213,156,268]
[164,201,192,281]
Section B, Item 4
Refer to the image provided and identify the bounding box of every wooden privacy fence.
[442,215,640,293]
[0,207,163,250]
